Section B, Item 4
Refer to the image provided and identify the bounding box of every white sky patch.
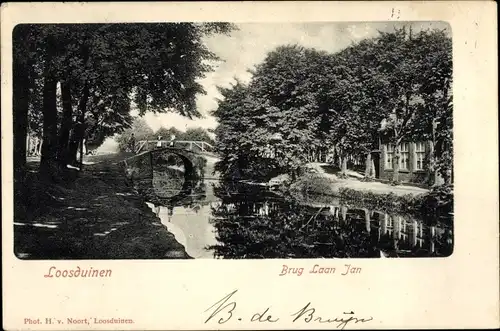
[135,22,450,132]
[142,112,219,133]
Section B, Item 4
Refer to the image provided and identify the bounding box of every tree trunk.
[428,118,439,185]
[364,153,373,178]
[84,139,89,155]
[68,130,79,166]
[79,137,84,169]
[428,140,438,185]
[336,147,342,169]
[57,80,73,166]
[13,59,31,203]
[39,74,59,180]
[39,34,62,181]
[68,82,89,166]
[13,61,30,186]
[68,43,90,166]
[427,117,436,185]
[392,146,400,183]
[329,146,335,165]
[340,156,348,177]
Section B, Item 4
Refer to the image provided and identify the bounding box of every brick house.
[371,115,446,185]
[377,139,432,184]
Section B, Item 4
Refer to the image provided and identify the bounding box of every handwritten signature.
[204,290,373,329]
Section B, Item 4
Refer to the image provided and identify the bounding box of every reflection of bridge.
[135,140,214,154]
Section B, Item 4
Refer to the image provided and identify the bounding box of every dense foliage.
[213,27,453,185]
[13,23,235,186]
[289,173,337,197]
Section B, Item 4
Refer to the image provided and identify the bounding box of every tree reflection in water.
[208,181,453,259]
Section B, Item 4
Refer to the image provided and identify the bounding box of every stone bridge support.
[121,147,207,185]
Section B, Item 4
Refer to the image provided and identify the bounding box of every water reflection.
[139,176,453,259]
[147,202,217,259]
[209,182,453,258]
[142,178,216,258]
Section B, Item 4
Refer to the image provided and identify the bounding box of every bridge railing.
[135,140,214,154]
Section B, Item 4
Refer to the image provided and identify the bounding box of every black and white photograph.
[13,21,454,260]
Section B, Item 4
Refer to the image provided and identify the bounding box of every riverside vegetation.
[14,24,453,259]
[283,170,453,227]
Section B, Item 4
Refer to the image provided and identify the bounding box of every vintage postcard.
[2,1,498,330]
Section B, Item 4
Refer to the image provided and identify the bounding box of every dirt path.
[306,162,429,196]
[15,154,191,259]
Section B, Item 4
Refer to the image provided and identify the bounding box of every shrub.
[418,184,454,225]
[289,173,337,197]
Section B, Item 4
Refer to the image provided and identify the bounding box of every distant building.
[377,139,441,184]
[372,116,445,185]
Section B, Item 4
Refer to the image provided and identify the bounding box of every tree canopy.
[13,23,235,184]
[213,27,452,184]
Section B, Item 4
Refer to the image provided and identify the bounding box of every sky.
[139,21,451,132]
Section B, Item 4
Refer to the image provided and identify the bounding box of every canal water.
[145,179,219,259]
[138,162,453,259]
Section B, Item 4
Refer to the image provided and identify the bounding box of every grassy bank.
[285,171,453,226]
[14,158,191,259]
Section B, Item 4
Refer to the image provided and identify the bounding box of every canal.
[137,156,453,259]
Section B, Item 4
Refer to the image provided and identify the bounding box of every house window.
[417,222,424,237]
[386,143,410,170]
[415,142,426,170]
[385,144,394,169]
[400,142,410,170]
[387,217,393,228]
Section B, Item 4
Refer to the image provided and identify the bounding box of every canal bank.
[15,153,452,259]
[14,156,191,259]
[303,162,429,196]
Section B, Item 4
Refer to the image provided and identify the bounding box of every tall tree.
[39,28,64,179]
[213,80,258,179]
[13,25,41,186]
[334,40,394,178]
[408,29,453,184]
[247,45,327,179]
[319,55,361,176]
[12,23,236,181]
[375,28,452,184]
[212,26,453,187]
[374,27,427,183]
